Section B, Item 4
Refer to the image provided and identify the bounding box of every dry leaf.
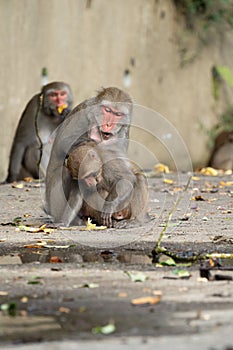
[131,295,161,306]
[163,178,174,185]
[219,181,233,187]
[16,224,54,233]
[50,256,63,263]
[12,182,24,188]
[192,176,200,181]
[80,218,107,231]
[20,296,28,303]
[0,291,8,296]
[154,163,170,173]
[199,167,218,176]
[59,306,70,313]
[192,195,206,201]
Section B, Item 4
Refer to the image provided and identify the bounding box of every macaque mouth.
[101,132,113,140]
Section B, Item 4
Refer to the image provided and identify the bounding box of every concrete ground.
[0,172,232,349]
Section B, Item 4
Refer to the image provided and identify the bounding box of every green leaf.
[92,322,115,335]
[28,276,42,284]
[216,65,233,89]
[159,258,177,266]
[172,269,191,278]
[1,302,17,316]
[124,271,148,282]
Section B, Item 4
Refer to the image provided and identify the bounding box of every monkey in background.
[208,131,233,170]
[45,87,133,224]
[6,82,73,183]
[63,141,149,228]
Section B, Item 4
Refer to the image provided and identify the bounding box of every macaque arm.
[6,96,40,182]
[61,182,83,227]
[101,175,135,227]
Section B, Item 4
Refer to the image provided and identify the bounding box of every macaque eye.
[60,91,67,96]
[115,112,124,117]
[104,107,112,113]
[85,172,98,180]
[48,92,57,98]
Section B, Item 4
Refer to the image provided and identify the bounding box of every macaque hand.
[101,209,113,228]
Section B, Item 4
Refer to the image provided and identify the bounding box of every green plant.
[174,0,233,31]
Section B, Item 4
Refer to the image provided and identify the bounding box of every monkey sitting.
[208,131,233,171]
[62,141,149,228]
[6,82,73,182]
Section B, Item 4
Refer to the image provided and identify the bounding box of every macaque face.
[101,105,125,134]
[89,104,127,142]
[48,89,68,107]
[82,170,102,188]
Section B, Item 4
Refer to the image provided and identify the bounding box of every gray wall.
[1,0,233,180]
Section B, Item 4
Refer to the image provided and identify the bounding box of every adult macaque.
[45,87,133,224]
[208,131,233,170]
[6,82,73,182]
[63,141,148,227]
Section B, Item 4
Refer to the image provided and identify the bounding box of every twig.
[156,175,192,248]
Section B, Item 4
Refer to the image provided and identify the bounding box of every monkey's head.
[94,87,133,140]
[66,143,102,188]
[42,81,73,119]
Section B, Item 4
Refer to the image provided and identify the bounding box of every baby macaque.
[63,141,148,228]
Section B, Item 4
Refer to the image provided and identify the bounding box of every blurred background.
[1,0,233,180]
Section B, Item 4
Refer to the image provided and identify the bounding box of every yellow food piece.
[57,104,68,114]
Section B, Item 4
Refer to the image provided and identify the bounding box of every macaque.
[62,141,148,227]
[208,131,233,170]
[45,87,133,224]
[6,82,73,182]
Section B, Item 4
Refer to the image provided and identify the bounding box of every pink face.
[48,90,68,107]
[101,106,125,133]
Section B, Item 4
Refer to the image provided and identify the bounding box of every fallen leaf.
[159,257,176,266]
[0,302,17,316]
[192,176,200,181]
[0,291,8,296]
[125,271,148,282]
[154,163,170,173]
[27,276,43,284]
[163,178,174,185]
[192,195,206,201]
[59,306,70,313]
[12,182,24,188]
[92,322,115,335]
[199,167,218,176]
[81,283,99,288]
[172,269,191,279]
[80,218,107,231]
[131,295,161,306]
[20,296,28,303]
[219,181,233,187]
[50,256,63,263]
[17,224,54,233]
